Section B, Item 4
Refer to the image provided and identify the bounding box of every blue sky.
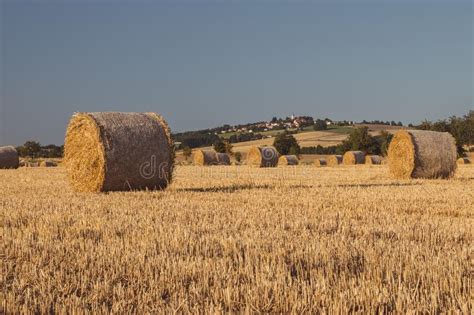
[1,0,472,145]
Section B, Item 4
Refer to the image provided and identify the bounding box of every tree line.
[16,141,63,158]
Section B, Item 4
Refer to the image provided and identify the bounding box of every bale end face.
[64,113,106,192]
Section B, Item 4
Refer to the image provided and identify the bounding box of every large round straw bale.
[64,112,174,192]
[343,151,366,165]
[327,155,342,167]
[365,155,382,165]
[247,146,279,167]
[216,153,231,165]
[40,160,58,167]
[278,155,299,166]
[314,158,327,167]
[388,130,457,179]
[193,150,219,166]
[457,157,471,164]
[0,146,19,169]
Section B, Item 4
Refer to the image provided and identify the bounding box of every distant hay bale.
[388,130,457,179]
[278,155,299,166]
[247,146,279,167]
[314,158,327,167]
[365,155,382,165]
[457,157,471,165]
[64,112,174,192]
[216,153,231,165]
[40,160,58,167]
[193,150,219,166]
[327,155,342,167]
[0,146,19,169]
[343,151,366,165]
[26,162,39,168]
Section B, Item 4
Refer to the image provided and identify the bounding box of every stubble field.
[2,165,473,313]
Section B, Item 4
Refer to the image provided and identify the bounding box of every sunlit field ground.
[2,165,473,313]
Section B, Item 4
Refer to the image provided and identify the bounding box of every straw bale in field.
[0,146,19,169]
[278,155,299,166]
[343,151,366,165]
[247,146,279,167]
[388,130,457,179]
[64,112,174,192]
[327,155,342,167]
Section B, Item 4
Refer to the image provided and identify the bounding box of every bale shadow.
[335,182,423,189]
[176,184,274,193]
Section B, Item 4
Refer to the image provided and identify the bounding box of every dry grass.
[2,165,473,313]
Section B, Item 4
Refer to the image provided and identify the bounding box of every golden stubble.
[1,164,473,313]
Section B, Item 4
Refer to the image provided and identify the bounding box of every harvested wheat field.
[2,165,473,313]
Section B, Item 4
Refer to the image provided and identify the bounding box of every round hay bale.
[193,150,219,166]
[278,155,299,166]
[388,130,457,179]
[314,158,327,167]
[247,146,279,167]
[457,157,471,164]
[0,146,19,169]
[64,112,174,192]
[40,160,58,167]
[216,152,231,165]
[365,155,382,165]
[327,155,342,167]
[343,151,366,165]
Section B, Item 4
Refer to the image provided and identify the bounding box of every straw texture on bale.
[40,160,58,167]
[327,155,342,167]
[247,146,279,167]
[216,153,231,165]
[64,112,174,192]
[388,130,457,179]
[457,157,471,164]
[314,158,327,167]
[278,155,299,166]
[365,155,382,165]
[193,150,219,166]
[0,146,19,169]
[343,151,366,165]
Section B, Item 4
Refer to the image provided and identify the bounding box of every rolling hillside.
[176,125,403,162]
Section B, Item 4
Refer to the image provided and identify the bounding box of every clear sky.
[1,0,472,145]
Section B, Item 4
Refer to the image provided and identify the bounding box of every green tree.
[213,139,233,154]
[17,141,41,158]
[342,127,379,154]
[313,119,327,131]
[273,133,300,155]
[213,139,226,153]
